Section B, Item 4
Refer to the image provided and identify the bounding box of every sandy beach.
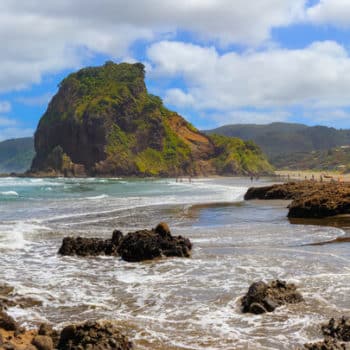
[275,170,350,183]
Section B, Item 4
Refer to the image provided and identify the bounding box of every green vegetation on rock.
[31,61,272,177]
[273,146,350,172]
[205,122,350,169]
[210,135,273,175]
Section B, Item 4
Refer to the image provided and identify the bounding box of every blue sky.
[2,0,350,140]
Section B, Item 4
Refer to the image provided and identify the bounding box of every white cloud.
[148,40,350,115]
[0,0,307,92]
[164,89,195,107]
[307,0,350,27]
[0,101,11,113]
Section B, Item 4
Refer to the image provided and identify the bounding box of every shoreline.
[2,169,350,184]
[275,169,350,183]
[1,176,350,349]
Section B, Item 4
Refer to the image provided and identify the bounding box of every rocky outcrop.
[244,181,318,200]
[304,338,349,349]
[32,334,55,350]
[0,288,132,350]
[303,317,350,350]
[58,230,123,256]
[0,320,132,350]
[322,317,350,342]
[117,222,192,262]
[0,285,53,349]
[30,61,272,177]
[245,181,350,218]
[58,223,192,262]
[58,321,133,350]
[241,280,304,314]
[0,310,18,331]
[0,283,43,334]
[288,185,350,218]
[0,286,133,348]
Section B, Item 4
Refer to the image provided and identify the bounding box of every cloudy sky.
[1,0,350,140]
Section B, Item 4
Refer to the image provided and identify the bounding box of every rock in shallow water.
[241,280,304,314]
[58,232,122,257]
[57,320,133,350]
[322,317,350,342]
[303,337,349,350]
[303,317,350,349]
[117,226,192,262]
[0,310,18,331]
[58,223,192,262]
[244,181,310,200]
[0,320,133,350]
[245,181,350,218]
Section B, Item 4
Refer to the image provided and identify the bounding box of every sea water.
[0,177,349,349]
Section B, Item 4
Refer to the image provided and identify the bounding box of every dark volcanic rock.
[0,318,133,350]
[58,232,122,257]
[245,181,350,218]
[155,222,171,236]
[57,320,133,350]
[304,338,349,349]
[0,310,18,331]
[59,223,192,262]
[241,280,304,314]
[117,226,192,262]
[322,317,350,342]
[244,181,317,200]
[303,317,350,350]
[38,323,60,348]
[288,186,350,218]
[32,335,54,350]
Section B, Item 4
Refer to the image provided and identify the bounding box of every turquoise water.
[0,177,349,349]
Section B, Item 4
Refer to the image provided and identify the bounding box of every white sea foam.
[0,177,349,349]
[0,178,62,187]
[0,190,19,196]
[0,221,50,250]
[85,194,109,200]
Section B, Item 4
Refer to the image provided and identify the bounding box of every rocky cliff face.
[31,61,272,177]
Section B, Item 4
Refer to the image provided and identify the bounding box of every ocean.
[0,176,349,349]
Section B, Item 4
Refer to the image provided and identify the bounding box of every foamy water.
[0,177,349,349]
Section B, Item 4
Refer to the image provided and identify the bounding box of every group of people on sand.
[279,172,346,183]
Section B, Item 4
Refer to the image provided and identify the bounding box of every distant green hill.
[273,146,350,172]
[205,122,350,166]
[0,137,35,173]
